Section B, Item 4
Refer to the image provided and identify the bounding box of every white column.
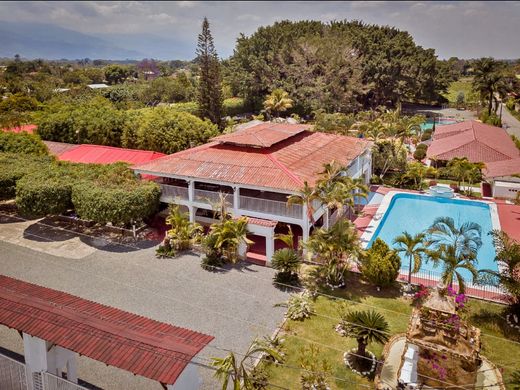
[23,333,48,390]
[265,230,275,266]
[66,359,78,384]
[188,180,195,223]
[233,186,240,216]
[188,206,195,223]
[323,209,330,229]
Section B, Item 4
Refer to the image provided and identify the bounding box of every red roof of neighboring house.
[43,141,80,156]
[483,158,520,178]
[427,121,520,163]
[0,275,213,385]
[133,124,371,192]
[212,122,311,148]
[1,124,37,134]
[56,144,166,165]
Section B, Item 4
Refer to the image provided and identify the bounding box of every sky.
[1,1,520,60]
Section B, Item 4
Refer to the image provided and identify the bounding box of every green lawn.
[264,272,520,389]
[443,77,479,104]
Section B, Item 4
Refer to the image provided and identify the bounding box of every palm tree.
[427,216,483,260]
[263,89,293,118]
[287,181,319,225]
[394,231,428,290]
[271,247,301,284]
[210,216,253,263]
[447,157,485,192]
[430,243,478,293]
[211,338,283,390]
[478,230,520,310]
[472,57,505,115]
[164,204,202,251]
[340,310,389,358]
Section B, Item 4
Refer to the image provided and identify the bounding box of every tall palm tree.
[427,216,483,260]
[340,310,390,358]
[287,181,319,225]
[447,157,485,191]
[431,243,478,293]
[263,89,293,118]
[478,230,520,309]
[472,57,504,115]
[211,338,283,390]
[394,231,428,290]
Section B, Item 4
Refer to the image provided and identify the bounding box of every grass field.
[443,77,479,104]
[264,271,520,389]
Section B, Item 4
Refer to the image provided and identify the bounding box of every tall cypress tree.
[196,17,223,128]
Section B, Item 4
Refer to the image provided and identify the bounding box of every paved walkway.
[0,237,289,389]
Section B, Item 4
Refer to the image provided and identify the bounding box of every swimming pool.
[420,118,458,131]
[365,193,499,281]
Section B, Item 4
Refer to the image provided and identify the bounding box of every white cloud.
[148,12,177,23]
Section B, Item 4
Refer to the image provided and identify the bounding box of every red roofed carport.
[0,275,213,390]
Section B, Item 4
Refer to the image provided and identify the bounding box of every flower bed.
[343,348,377,376]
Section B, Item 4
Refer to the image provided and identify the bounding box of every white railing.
[194,189,231,206]
[0,352,27,390]
[239,195,303,219]
[41,372,88,390]
[160,184,189,200]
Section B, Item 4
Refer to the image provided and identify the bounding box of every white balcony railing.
[160,184,189,200]
[194,189,231,206]
[239,195,303,219]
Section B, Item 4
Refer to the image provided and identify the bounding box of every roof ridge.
[265,152,305,188]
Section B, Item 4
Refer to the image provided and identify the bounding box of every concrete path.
[0,237,289,389]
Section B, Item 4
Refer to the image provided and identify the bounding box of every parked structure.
[0,275,213,390]
[132,121,372,264]
[427,120,520,199]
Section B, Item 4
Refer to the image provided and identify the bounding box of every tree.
[287,181,320,225]
[427,216,483,260]
[340,310,389,359]
[299,345,331,390]
[104,65,131,85]
[393,232,427,289]
[478,231,520,313]
[446,157,484,192]
[0,131,48,156]
[196,17,223,127]
[472,57,505,115]
[211,338,283,390]
[372,139,407,179]
[456,91,465,108]
[429,243,478,293]
[263,89,293,118]
[156,204,203,257]
[359,238,401,288]
[206,216,252,264]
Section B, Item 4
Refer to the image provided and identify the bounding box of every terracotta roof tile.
[133,124,371,192]
[483,158,520,178]
[0,275,213,385]
[246,217,278,227]
[427,121,520,163]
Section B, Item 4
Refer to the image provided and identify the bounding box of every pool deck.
[353,186,517,303]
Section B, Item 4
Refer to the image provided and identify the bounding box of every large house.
[132,121,372,264]
[426,120,520,199]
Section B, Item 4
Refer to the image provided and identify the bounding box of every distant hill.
[0,21,197,60]
[0,22,144,60]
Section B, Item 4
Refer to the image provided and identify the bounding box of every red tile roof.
[247,217,278,228]
[483,158,520,178]
[133,124,371,192]
[427,121,520,163]
[56,144,166,165]
[0,275,213,385]
[212,122,310,148]
[1,124,37,134]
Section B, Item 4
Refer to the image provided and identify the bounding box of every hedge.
[16,175,72,217]
[0,131,48,156]
[413,143,428,161]
[72,181,160,225]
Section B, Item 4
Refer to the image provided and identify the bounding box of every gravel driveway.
[0,235,290,389]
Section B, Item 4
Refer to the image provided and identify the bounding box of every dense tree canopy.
[226,20,447,114]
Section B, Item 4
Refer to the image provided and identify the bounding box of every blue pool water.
[420,118,458,131]
[367,193,497,280]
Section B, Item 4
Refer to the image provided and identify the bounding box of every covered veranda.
[0,275,214,390]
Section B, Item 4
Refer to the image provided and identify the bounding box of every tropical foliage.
[446,157,484,192]
[393,232,428,288]
[359,238,401,288]
[276,292,315,321]
[263,89,293,118]
[271,248,301,285]
[0,131,48,156]
[156,205,203,257]
[299,345,331,390]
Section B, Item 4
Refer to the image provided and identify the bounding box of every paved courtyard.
[0,219,290,389]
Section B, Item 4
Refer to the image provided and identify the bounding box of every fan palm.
[478,230,520,309]
[393,231,428,290]
[263,89,293,118]
[211,338,284,390]
[340,310,390,357]
[427,216,482,259]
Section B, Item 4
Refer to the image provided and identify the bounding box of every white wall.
[492,180,520,199]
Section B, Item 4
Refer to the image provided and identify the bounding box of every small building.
[482,158,520,199]
[132,121,373,265]
[87,83,109,89]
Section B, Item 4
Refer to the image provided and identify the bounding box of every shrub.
[479,110,501,127]
[276,292,314,321]
[271,248,301,285]
[156,205,202,257]
[16,175,72,217]
[413,143,428,161]
[421,129,433,141]
[358,238,401,288]
[169,101,199,115]
[71,181,160,226]
[0,153,54,199]
[0,132,48,155]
